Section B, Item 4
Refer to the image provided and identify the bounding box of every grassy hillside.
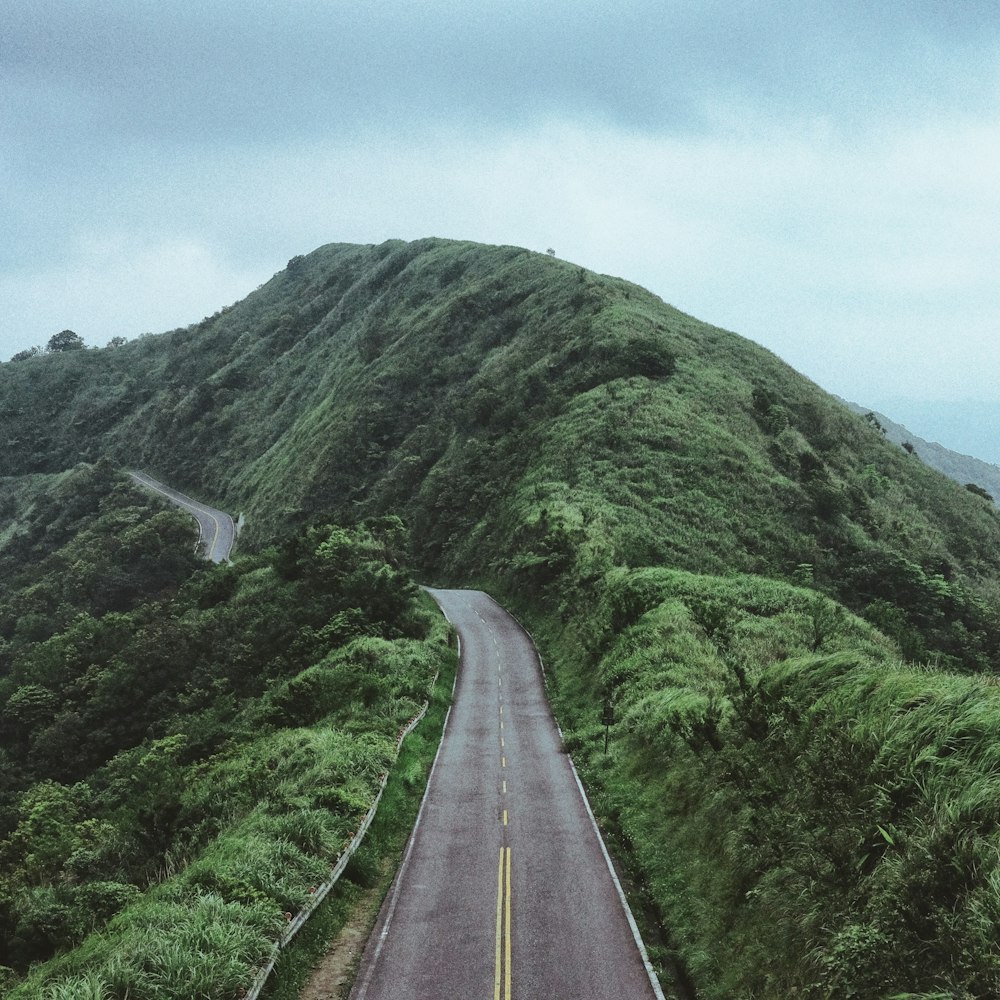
[0,465,453,996]
[3,238,1000,665]
[841,397,1000,506]
[529,568,1000,998]
[5,237,1000,996]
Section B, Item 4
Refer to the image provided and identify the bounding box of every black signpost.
[602,700,614,754]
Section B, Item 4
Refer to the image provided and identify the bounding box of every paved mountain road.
[350,589,663,1000]
[129,472,235,563]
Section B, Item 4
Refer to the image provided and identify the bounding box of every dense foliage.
[3,239,999,672]
[528,569,1000,997]
[0,465,450,997]
[5,237,1000,997]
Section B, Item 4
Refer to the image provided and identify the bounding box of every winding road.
[129,471,236,563]
[350,589,664,1000]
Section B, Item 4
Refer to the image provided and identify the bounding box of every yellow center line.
[502,780,507,794]
[505,847,512,1000]
[494,848,504,1000]
[493,846,513,1000]
[501,756,506,768]
[503,809,508,826]
[500,736,505,749]
[206,510,220,556]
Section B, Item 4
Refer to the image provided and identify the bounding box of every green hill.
[4,238,999,661]
[4,237,1000,997]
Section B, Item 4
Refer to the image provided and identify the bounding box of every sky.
[3,1,1000,458]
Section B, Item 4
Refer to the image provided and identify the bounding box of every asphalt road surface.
[129,471,235,563]
[350,589,664,1000]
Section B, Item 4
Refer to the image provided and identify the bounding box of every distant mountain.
[867,398,1000,468]
[840,397,1000,505]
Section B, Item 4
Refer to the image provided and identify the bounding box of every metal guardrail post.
[241,700,431,1000]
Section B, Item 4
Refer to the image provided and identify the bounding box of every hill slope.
[6,237,1000,997]
[3,238,1000,650]
[841,396,1000,504]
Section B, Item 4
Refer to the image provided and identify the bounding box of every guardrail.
[240,699,432,1000]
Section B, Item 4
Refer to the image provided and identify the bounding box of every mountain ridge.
[6,237,1000,997]
[840,396,1000,504]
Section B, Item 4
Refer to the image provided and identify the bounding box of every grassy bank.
[523,568,1000,999]
[262,621,456,1000]
[0,466,454,997]
[7,610,453,1000]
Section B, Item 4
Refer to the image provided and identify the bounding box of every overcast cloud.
[3,1,999,454]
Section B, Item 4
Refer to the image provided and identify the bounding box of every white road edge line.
[567,754,667,1000]
[353,703,454,1000]
[479,590,666,1000]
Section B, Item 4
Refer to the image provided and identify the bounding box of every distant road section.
[129,471,235,563]
[350,589,664,1000]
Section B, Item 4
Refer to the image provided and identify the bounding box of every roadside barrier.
[240,697,433,1000]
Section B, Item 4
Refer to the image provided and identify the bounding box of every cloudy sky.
[3,2,999,455]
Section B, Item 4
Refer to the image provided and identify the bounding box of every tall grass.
[5,594,452,998]
[532,567,1000,998]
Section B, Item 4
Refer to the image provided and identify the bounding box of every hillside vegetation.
[4,237,1000,996]
[841,397,1000,507]
[0,464,452,996]
[4,238,999,666]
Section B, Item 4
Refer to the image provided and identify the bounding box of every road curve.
[129,471,236,563]
[350,589,664,1000]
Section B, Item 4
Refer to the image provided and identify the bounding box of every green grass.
[520,567,1000,997]
[6,238,1000,996]
[261,620,457,1000]
[0,471,453,995]
[7,629,454,1000]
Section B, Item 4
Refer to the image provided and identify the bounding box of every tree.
[46,330,85,353]
[2,684,57,742]
[6,781,85,885]
[9,346,41,362]
[965,482,994,503]
[106,336,128,349]
[862,411,886,436]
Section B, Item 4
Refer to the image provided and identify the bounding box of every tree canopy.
[46,329,85,353]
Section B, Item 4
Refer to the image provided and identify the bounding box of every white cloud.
[0,236,270,354]
[3,114,998,410]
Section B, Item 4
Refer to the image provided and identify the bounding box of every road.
[350,589,664,1000]
[129,471,236,563]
